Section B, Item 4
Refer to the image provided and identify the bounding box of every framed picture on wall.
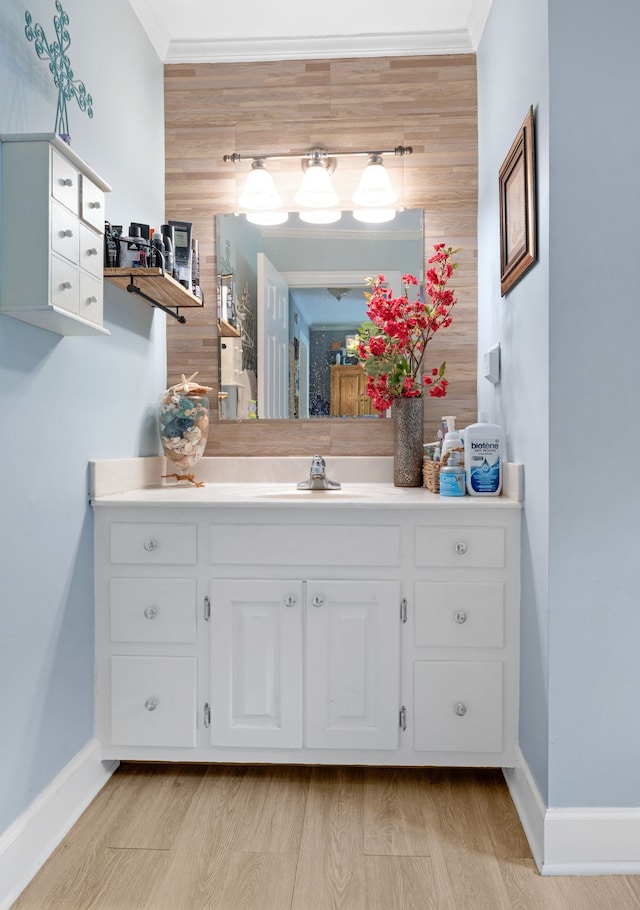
[499,106,537,295]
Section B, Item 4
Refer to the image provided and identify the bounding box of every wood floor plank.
[498,857,640,910]
[465,768,532,861]
[213,852,298,910]
[229,765,310,854]
[363,855,438,910]
[290,766,365,910]
[363,768,431,856]
[12,847,171,910]
[104,763,208,850]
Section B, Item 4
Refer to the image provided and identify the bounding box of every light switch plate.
[483,343,501,384]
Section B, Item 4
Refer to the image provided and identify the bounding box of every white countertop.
[89,457,523,509]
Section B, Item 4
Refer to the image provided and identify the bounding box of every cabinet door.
[305,580,401,750]
[209,579,303,748]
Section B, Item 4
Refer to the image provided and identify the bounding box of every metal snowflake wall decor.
[24,1,93,140]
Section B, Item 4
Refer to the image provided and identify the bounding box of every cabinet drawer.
[51,148,78,213]
[51,201,79,263]
[50,254,78,314]
[414,582,504,648]
[110,522,197,565]
[210,523,400,567]
[110,656,197,747]
[414,661,503,753]
[415,527,504,568]
[79,271,103,324]
[79,224,103,278]
[109,578,196,643]
[80,174,105,231]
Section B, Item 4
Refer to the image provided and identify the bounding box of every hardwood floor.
[11,764,640,909]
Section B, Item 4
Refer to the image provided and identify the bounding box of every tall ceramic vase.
[392,397,424,487]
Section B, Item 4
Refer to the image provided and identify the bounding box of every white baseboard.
[504,748,640,875]
[0,739,118,910]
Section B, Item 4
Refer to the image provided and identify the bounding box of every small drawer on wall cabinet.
[415,527,505,568]
[109,578,197,643]
[79,224,104,278]
[414,661,503,753]
[51,201,79,263]
[414,582,505,649]
[110,656,197,747]
[51,148,79,213]
[110,522,197,565]
[79,271,103,324]
[80,174,105,231]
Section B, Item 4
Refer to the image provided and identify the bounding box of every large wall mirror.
[217,210,423,421]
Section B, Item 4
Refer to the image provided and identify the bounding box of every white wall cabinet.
[0,133,111,335]
[93,499,520,767]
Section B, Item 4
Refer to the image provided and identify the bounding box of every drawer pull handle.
[87,247,99,256]
[284,595,297,608]
[145,697,158,712]
[454,702,467,717]
[60,281,73,290]
[144,606,158,620]
[60,178,74,187]
[312,594,324,608]
[59,229,74,238]
[88,200,101,209]
[455,542,468,555]
[454,610,467,624]
[86,295,98,304]
[144,539,158,552]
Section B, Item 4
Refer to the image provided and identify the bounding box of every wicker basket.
[423,446,465,493]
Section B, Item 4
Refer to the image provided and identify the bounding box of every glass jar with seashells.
[158,373,210,481]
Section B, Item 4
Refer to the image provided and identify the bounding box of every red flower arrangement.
[356,243,459,412]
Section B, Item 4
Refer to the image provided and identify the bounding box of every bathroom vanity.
[92,459,522,768]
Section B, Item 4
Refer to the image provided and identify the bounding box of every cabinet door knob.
[60,178,74,187]
[454,702,467,717]
[455,542,468,555]
[284,595,297,607]
[144,606,158,620]
[87,247,99,256]
[143,538,158,551]
[86,295,98,304]
[144,697,158,712]
[60,281,73,290]
[59,229,74,238]
[454,610,467,624]
[88,200,101,209]
[312,594,324,607]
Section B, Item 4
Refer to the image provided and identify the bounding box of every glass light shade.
[246,210,289,225]
[238,161,282,211]
[352,157,398,207]
[294,161,339,208]
[299,209,342,224]
[352,207,397,224]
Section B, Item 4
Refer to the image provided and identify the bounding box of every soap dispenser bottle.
[440,416,463,463]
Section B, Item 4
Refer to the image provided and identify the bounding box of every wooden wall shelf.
[218,319,240,337]
[104,267,204,323]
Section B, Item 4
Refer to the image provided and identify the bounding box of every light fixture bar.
[223,145,412,164]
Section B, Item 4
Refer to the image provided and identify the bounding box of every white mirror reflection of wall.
[216,210,423,419]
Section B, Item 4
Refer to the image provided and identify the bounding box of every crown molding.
[163,30,474,65]
[467,0,493,49]
[128,0,172,60]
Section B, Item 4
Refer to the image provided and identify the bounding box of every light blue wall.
[0,0,165,832]
[479,0,640,808]
[477,0,550,800]
[546,2,640,807]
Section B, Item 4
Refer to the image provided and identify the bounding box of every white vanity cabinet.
[93,492,520,768]
[0,133,111,335]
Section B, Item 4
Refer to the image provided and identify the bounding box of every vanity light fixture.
[352,208,397,224]
[237,159,282,211]
[224,145,412,219]
[299,209,342,225]
[246,210,289,226]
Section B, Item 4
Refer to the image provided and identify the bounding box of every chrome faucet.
[297,454,341,491]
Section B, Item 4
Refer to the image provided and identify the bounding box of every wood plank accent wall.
[164,55,478,456]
